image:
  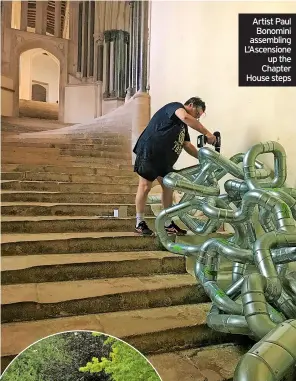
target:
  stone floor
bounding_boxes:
[19,99,59,120]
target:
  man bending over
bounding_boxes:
[133,97,216,236]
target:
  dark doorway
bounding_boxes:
[32,84,47,102]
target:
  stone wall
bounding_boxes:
[1,76,14,117]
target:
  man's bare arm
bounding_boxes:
[183,141,198,158]
[175,108,214,140]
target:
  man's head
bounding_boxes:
[184,97,206,119]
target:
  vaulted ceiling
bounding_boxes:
[27,1,67,35]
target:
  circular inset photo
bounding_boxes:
[1,330,162,381]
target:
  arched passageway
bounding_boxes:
[19,48,60,119]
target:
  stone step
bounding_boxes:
[148,343,248,381]
[1,164,135,176]
[1,251,186,285]
[1,231,218,257]
[1,180,138,193]
[1,216,155,233]
[1,232,161,256]
[1,191,137,203]
[2,151,131,166]
[1,273,208,323]
[59,148,131,160]
[1,145,130,160]
[2,132,127,143]
[1,172,137,183]
[1,163,134,172]
[1,172,24,180]
[1,303,237,365]
[2,141,128,151]
[1,116,70,133]
[1,202,153,217]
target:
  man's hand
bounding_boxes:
[205,133,216,145]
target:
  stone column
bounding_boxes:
[139,1,149,92]
[68,1,78,74]
[134,1,141,92]
[131,2,137,93]
[77,1,83,75]
[119,31,127,98]
[20,1,28,31]
[88,0,95,79]
[110,32,116,97]
[95,33,104,82]
[103,31,111,98]
[116,31,123,98]
[115,32,120,97]
[82,1,89,78]
[124,32,129,96]
[70,2,79,43]
[35,1,47,35]
[54,1,61,38]
[146,2,151,93]
[1,1,12,77]
[126,1,134,98]
[2,1,12,28]
[93,1,99,82]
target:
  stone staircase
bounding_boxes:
[1,120,248,380]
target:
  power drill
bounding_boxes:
[197,131,221,153]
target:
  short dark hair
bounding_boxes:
[184,97,206,112]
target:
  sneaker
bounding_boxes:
[165,221,187,236]
[135,221,154,236]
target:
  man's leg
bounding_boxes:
[157,176,187,236]
[135,175,152,225]
[157,176,173,209]
[134,176,154,235]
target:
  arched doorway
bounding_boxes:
[12,35,67,122]
[18,48,60,120]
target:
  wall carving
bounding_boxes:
[58,43,64,52]
[94,32,104,46]
[16,35,24,44]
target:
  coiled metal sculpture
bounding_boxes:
[155,141,296,381]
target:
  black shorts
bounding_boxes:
[134,156,174,182]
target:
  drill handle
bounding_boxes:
[197,131,221,152]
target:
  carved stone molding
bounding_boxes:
[94,32,104,46]
[104,29,130,44]
[13,31,66,59]
[16,35,24,45]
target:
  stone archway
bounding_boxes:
[11,31,68,122]
[19,48,60,119]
